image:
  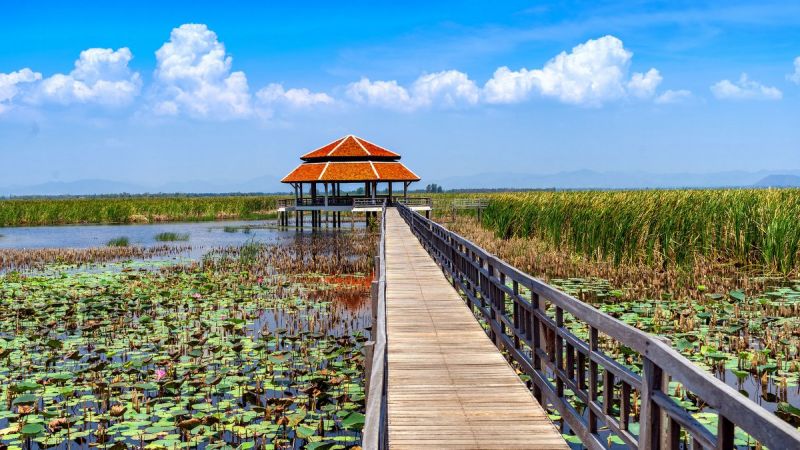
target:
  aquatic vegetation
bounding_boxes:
[106,236,130,247]
[541,277,800,431]
[0,230,376,449]
[0,246,189,272]
[154,232,190,242]
[0,195,282,227]
[483,189,800,274]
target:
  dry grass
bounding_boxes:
[443,215,777,301]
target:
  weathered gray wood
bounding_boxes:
[383,208,566,449]
[639,358,662,450]
[651,392,715,450]
[363,206,387,449]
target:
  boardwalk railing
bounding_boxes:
[353,198,387,209]
[363,204,388,449]
[451,198,489,209]
[279,196,430,209]
[276,198,294,208]
[396,203,800,450]
[392,196,432,207]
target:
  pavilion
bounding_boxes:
[278,135,431,227]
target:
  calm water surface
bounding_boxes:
[0,220,320,259]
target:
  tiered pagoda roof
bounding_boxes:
[282,135,420,183]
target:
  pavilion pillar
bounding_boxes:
[336,183,341,228]
[324,182,329,228]
[295,183,301,227]
[388,182,393,205]
[311,183,318,228]
[299,183,304,228]
[403,182,409,201]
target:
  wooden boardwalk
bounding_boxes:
[384,208,567,449]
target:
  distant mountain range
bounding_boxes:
[2,170,800,197]
[429,169,800,190]
[752,174,800,188]
[0,175,290,197]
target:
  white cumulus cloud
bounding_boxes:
[256,83,333,108]
[346,78,412,110]
[710,74,782,100]
[483,35,662,106]
[411,70,480,107]
[33,48,141,106]
[789,57,800,84]
[627,69,663,99]
[346,70,479,111]
[654,89,693,104]
[0,68,42,113]
[152,24,252,119]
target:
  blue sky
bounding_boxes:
[1,0,799,189]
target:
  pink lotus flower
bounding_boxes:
[155,369,166,381]
[192,293,202,299]
[257,277,263,284]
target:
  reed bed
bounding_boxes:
[154,232,189,241]
[0,245,189,271]
[483,189,800,274]
[446,215,769,301]
[106,236,129,247]
[0,195,281,227]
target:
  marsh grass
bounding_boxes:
[154,231,189,241]
[106,236,129,247]
[483,189,800,274]
[0,195,281,227]
[238,239,264,264]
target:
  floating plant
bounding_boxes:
[0,229,377,450]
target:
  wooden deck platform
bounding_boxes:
[384,208,567,449]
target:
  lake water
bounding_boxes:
[0,220,355,260]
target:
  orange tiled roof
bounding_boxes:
[281,161,420,183]
[301,135,401,160]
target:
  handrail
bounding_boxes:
[363,204,388,449]
[392,196,432,207]
[353,198,387,208]
[396,203,800,450]
[451,198,489,208]
[276,198,295,208]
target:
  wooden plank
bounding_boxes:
[384,208,567,449]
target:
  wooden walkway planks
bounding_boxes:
[384,208,567,449]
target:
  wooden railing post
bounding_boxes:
[639,357,663,450]
[531,292,543,402]
[589,327,599,435]
[717,416,734,450]
[487,262,498,345]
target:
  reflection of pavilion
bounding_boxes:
[278,135,431,227]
